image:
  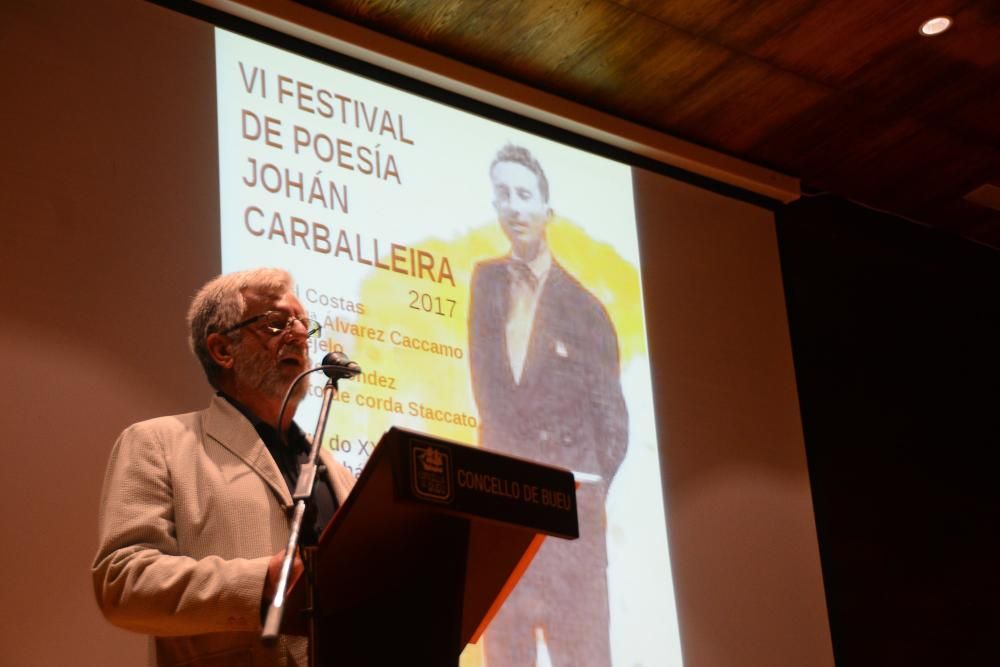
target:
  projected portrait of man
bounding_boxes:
[469,144,629,666]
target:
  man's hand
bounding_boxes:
[263,549,304,605]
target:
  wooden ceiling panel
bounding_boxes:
[618,0,748,35]
[954,82,1000,147]
[310,0,430,26]
[748,86,904,160]
[304,0,738,122]
[746,92,993,215]
[553,16,736,121]
[751,0,969,86]
[406,0,511,41]
[778,111,996,218]
[705,0,818,51]
[842,48,994,147]
[492,3,670,83]
[621,0,818,51]
[301,0,575,76]
[765,112,930,201]
[876,127,999,212]
[295,0,1000,247]
[448,1,632,72]
[656,56,831,154]
[935,3,1000,67]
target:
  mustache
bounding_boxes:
[278,342,308,358]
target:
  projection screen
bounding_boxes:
[216,27,677,666]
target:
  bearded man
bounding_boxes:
[92,268,356,666]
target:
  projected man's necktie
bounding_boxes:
[506,260,538,383]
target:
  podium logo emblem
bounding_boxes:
[411,441,452,503]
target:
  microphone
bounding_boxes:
[321,351,362,379]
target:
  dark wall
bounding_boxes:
[776,196,1000,666]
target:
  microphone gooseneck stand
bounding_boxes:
[261,353,361,666]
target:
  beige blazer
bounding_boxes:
[92,395,356,666]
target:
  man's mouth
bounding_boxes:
[506,220,531,235]
[278,347,308,369]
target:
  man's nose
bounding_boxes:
[505,204,526,218]
[284,318,309,340]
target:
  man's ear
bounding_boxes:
[205,332,236,370]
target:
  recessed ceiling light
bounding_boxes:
[919,16,952,36]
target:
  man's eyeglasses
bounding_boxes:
[221,311,322,338]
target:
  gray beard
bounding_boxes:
[232,340,309,404]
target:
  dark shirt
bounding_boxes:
[219,393,337,545]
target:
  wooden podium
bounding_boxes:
[283,427,579,666]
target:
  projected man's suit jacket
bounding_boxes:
[469,256,628,667]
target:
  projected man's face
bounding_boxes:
[491,160,551,260]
